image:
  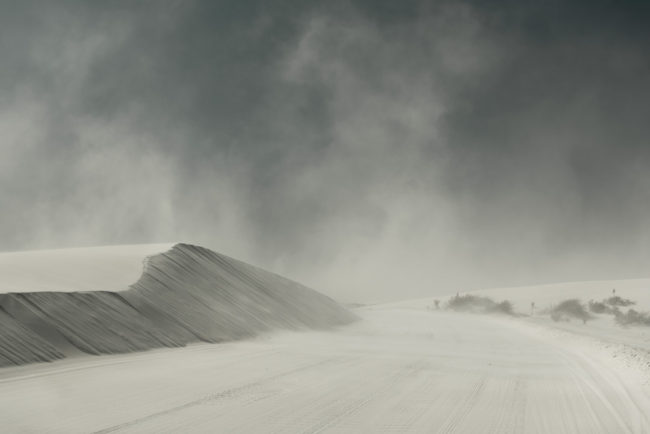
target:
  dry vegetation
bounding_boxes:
[550,299,592,323]
[548,294,650,327]
[446,295,514,315]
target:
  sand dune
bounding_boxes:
[0,244,356,366]
[2,260,650,432]
[380,278,650,375]
[386,278,650,314]
[469,279,650,313]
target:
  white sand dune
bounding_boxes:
[470,279,650,313]
[465,280,650,357]
[2,248,650,432]
[0,243,356,366]
[387,278,650,314]
[385,278,650,355]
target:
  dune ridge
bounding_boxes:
[0,244,356,367]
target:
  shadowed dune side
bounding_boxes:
[0,244,357,367]
[0,309,65,366]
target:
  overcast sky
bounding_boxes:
[1,0,649,301]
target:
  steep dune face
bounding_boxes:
[0,309,65,366]
[0,244,356,367]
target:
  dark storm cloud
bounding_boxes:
[1,0,649,301]
[437,0,650,282]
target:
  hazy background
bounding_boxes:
[1,0,649,302]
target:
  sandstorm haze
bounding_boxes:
[1,0,649,302]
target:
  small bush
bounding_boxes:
[550,310,567,322]
[588,300,620,315]
[615,309,650,327]
[550,299,592,323]
[447,295,491,312]
[588,300,608,314]
[446,295,514,315]
[490,300,514,315]
[605,296,635,307]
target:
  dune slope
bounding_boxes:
[0,244,356,367]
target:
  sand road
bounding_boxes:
[1,308,648,433]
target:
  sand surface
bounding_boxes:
[1,245,649,432]
[1,307,648,433]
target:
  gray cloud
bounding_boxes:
[1,0,649,301]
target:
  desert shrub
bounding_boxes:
[490,300,514,315]
[588,300,608,314]
[605,296,635,307]
[615,309,650,327]
[446,295,514,315]
[550,311,566,322]
[588,300,621,315]
[447,295,490,311]
[550,299,592,323]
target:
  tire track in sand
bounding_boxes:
[93,357,343,434]
[301,359,430,434]
[437,376,487,434]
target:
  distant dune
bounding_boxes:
[0,244,356,367]
[377,278,650,316]
[468,279,650,313]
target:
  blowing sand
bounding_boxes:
[1,244,649,432]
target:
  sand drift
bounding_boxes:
[0,244,356,366]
